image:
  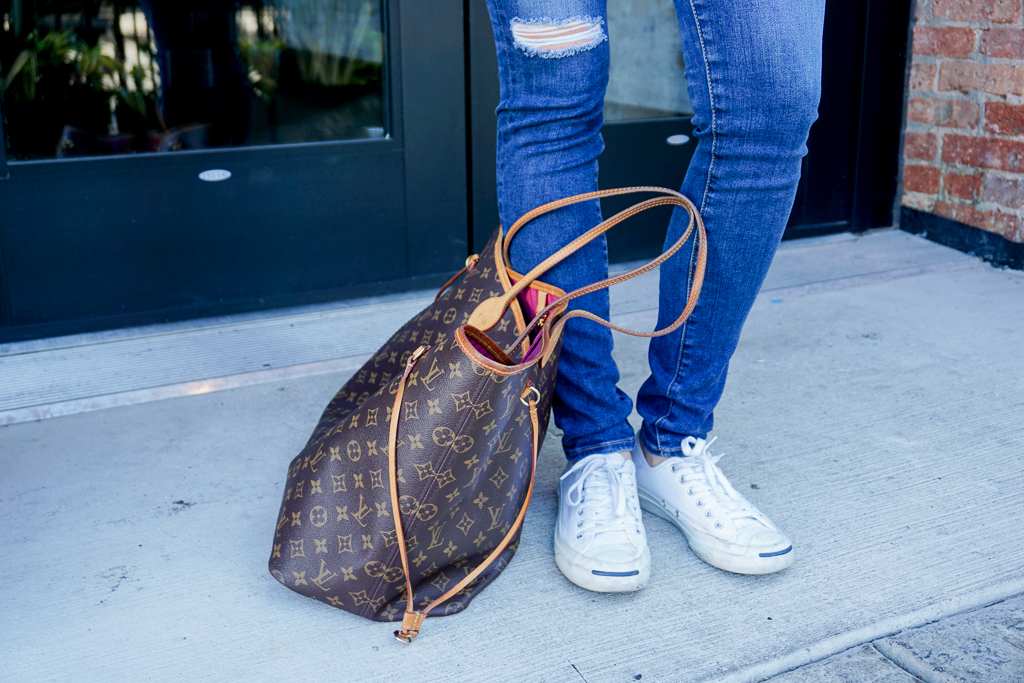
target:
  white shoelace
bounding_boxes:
[671,437,773,531]
[565,455,640,540]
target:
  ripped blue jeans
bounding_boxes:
[484,0,825,459]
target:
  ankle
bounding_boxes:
[639,441,670,467]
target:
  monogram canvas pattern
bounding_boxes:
[308,231,533,443]
[270,230,560,622]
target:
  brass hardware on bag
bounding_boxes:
[520,385,541,406]
[409,344,430,367]
[434,256,480,301]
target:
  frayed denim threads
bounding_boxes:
[510,16,607,59]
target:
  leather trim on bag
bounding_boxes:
[456,327,539,377]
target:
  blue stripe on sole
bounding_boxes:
[591,570,640,577]
[759,545,793,558]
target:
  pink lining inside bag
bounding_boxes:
[465,282,556,363]
[516,282,556,362]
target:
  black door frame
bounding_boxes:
[0,0,470,343]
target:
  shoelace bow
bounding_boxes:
[671,437,772,530]
[565,456,638,538]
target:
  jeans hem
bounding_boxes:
[640,423,707,458]
[564,437,636,462]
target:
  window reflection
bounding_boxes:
[0,0,386,161]
[606,0,692,121]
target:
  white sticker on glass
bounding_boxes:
[199,169,232,182]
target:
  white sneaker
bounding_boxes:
[554,452,651,592]
[633,436,794,575]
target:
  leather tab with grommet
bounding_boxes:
[394,611,426,643]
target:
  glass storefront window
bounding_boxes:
[606,0,693,121]
[0,0,386,161]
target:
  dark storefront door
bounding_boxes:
[0,0,469,342]
[0,0,909,343]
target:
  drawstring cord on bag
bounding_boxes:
[387,346,541,643]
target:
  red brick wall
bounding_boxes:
[902,0,1024,243]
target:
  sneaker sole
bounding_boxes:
[552,530,651,593]
[637,489,794,575]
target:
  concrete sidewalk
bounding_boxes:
[1,230,1022,682]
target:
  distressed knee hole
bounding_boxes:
[510,17,607,58]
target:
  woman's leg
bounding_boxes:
[486,1,650,593]
[484,0,635,461]
[637,0,826,454]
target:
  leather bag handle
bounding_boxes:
[502,185,691,265]
[467,187,706,357]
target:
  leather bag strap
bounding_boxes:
[466,187,706,353]
[508,195,706,357]
[502,185,689,265]
[388,346,542,643]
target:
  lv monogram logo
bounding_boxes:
[486,505,506,531]
[352,494,373,527]
[501,394,517,419]
[427,520,446,550]
[420,357,446,391]
[309,446,327,473]
[490,430,513,454]
[311,559,338,591]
